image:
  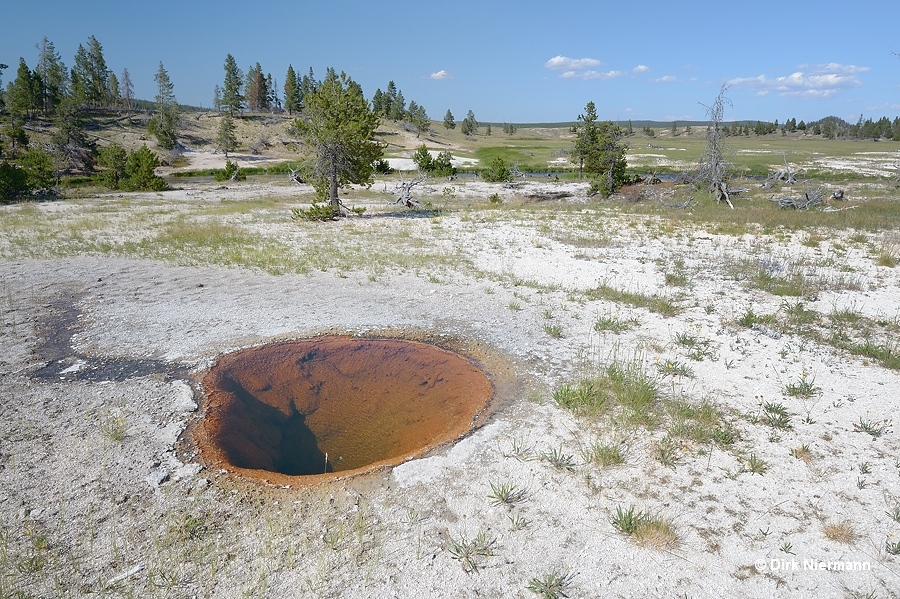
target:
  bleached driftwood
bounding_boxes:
[393,173,427,208]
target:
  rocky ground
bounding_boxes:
[1,176,899,598]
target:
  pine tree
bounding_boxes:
[20,146,55,190]
[69,45,87,106]
[407,101,429,136]
[35,38,67,115]
[443,109,456,130]
[245,63,268,112]
[284,65,300,115]
[384,81,397,118]
[0,63,8,113]
[216,113,238,157]
[6,58,41,117]
[148,62,178,150]
[98,142,128,189]
[299,67,317,105]
[51,96,94,172]
[107,71,120,107]
[372,89,384,116]
[266,73,278,111]
[572,101,627,196]
[245,63,258,111]
[412,144,434,171]
[460,110,478,136]
[123,145,167,191]
[294,69,383,208]
[221,54,244,117]
[389,90,405,120]
[85,36,109,107]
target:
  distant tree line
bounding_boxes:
[371,80,429,135]
[718,116,900,141]
[1,35,171,201]
[215,55,295,116]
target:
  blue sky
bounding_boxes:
[2,0,898,124]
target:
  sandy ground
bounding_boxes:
[162,150,291,174]
[1,178,899,598]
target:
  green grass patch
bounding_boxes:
[666,399,735,446]
[472,146,547,173]
[593,312,640,333]
[553,360,659,427]
[584,283,680,317]
[610,505,677,549]
[845,340,900,370]
[583,441,626,467]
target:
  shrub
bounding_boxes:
[19,147,55,191]
[412,144,433,172]
[589,177,613,198]
[0,161,29,202]
[98,143,128,189]
[412,147,456,177]
[482,156,510,182]
[432,151,456,177]
[291,201,341,221]
[373,158,394,174]
[122,145,168,191]
[214,160,246,182]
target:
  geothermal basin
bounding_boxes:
[194,337,494,485]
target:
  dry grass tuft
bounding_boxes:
[790,444,813,463]
[823,520,856,544]
[634,518,678,550]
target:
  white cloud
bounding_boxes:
[867,102,900,111]
[632,64,649,74]
[545,55,601,70]
[429,70,452,80]
[801,62,870,75]
[728,63,866,98]
[652,75,678,83]
[582,70,623,80]
[546,56,621,80]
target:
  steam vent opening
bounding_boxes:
[195,337,493,484]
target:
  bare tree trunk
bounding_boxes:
[328,154,339,207]
[698,85,734,209]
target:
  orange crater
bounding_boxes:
[193,337,493,485]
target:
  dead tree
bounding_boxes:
[393,172,427,208]
[766,153,797,186]
[774,185,824,210]
[510,164,527,180]
[697,84,734,208]
[288,167,303,186]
